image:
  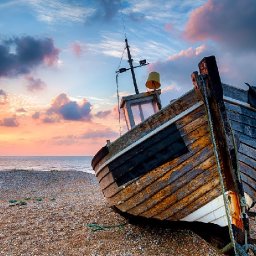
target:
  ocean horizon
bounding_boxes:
[0,156,94,174]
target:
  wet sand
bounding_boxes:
[0,170,253,255]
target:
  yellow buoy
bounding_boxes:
[146,72,161,90]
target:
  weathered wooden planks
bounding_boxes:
[240,161,256,181]
[149,168,220,220]
[225,99,256,203]
[96,103,204,177]
[172,185,222,220]
[240,172,256,199]
[98,106,208,191]
[99,108,210,203]
[125,155,217,216]
[223,83,248,103]
[109,123,188,187]
[238,143,256,161]
[94,90,199,171]
[230,121,256,139]
[104,133,211,201]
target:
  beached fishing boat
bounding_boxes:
[91,40,256,254]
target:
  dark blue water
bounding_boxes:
[0,156,94,174]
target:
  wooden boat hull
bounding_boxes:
[223,85,256,204]
[92,56,256,249]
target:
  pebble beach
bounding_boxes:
[0,170,255,256]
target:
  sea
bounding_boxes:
[0,156,94,174]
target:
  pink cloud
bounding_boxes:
[26,76,46,92]
[164,23,174,32]
[32,111,40,119]
[46,93,92,122]
[0,89,8,105]
[16,108,27,113]
[161,85,176,93]
[0,116,19,127]
[71,42,84,57]
[95,110,111,118]
[184,0,256,51]
[168,45,206,61]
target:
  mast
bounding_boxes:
[125,38,139,94]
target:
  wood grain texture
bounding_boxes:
[152,169,220,220]
[104,133,211,201]
[98,106,207,191]
[225,100,256,202]
[171,185,222,220]
[223,83,248,103]
[100,110,210,202]
[125,155,217,216]
[94,90,199,171]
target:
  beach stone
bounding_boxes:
[0,170,231,255]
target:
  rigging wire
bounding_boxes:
[119,1,127,39]
[116,46,126,71]
[116,73,122,137]
[115,47,126,137]
[115,2,130,137]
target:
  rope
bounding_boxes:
[86,222,127,232]
[236,243,256,256]
[198,75,238,255]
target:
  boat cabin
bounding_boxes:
[120,89,161,129]
[120,71,162,130]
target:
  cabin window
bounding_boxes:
[123,106,131,130]
[121,90,161,130]
[141,101,156,119]
[131,101,156,126]
[131,104,143,126]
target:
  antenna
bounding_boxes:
[125,38,139,94]
[116,38,148,94]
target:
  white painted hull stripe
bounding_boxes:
[224,96,256,111]
[181,195,228,227]
[96,101,203,174]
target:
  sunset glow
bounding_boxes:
[0,0,255,156]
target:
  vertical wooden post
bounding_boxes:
[198,56,246,243]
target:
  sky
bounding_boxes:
[0,0,255,156]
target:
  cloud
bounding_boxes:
[42,116,57,123]
[164,23,174,32]
[46,93,92,121]
[150,45,210,90]
[32,111,40,119]
[89,0,121,21]
[27,0,95,24]
[16,108,27,113]
[52,128,119,145]
[0,117,19,127]
[168,45,206,61]
[71,42,84,57]
[26,76,46,92]
[89,34,175,60]
[80,128,119,139]
[185,0,256,52]
[95,110,111,118]
[0,89,7,104]
[0,36,59,78]
[122,1,204,24]
[26,0,122,24]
